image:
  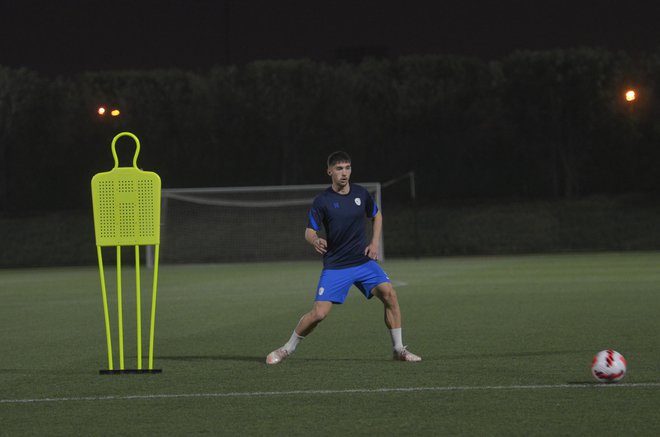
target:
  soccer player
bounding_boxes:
[266,151,422,364]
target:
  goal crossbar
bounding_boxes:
[151,183,383,265]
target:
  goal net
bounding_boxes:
[157,183,383,264]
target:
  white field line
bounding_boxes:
[2,383,660,405]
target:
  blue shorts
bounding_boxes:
[315,260,391,304]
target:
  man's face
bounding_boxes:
[328,161,352,188]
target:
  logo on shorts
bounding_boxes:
[354,198,361,206]
[318,287,325,296]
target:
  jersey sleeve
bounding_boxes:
[365,190,378,218]
[307,197,324,231]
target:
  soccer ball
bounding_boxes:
[591,349,627,383]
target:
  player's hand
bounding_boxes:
[364,243,379,260]
[313,238,327,255]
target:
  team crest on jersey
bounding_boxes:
[354,198,361,206]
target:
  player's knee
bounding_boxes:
[310,304,331,322]
[374,283,398,304]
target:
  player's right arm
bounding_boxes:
[307,200,327,255]
[305,228,327,254]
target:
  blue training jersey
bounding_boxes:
[307,184,378,269]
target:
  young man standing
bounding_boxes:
[266,151,421,364]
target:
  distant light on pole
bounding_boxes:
[97,106,106,115]
[625,89,636,102]
[110,109,121,117]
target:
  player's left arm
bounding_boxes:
[365,211,382,260]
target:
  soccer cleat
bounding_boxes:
[393,346,422,362]
[266,348,290,365]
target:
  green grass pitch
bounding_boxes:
[2,253,660,435]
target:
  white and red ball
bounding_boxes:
[591,349,627,383]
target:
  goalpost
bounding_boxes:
[150,183,383,265]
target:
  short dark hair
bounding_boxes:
[327,151,351,168]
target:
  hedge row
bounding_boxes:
[1,48,660,212]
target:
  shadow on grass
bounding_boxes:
[157,349,593,365]
[159,355,265,363]
[294,357,382,362]
[159,355,384,363]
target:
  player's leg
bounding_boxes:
[371,282,401,329]
[267,267,351,365]
[372,282,421,362]
[266,301,333,365]
[295,300,333,336]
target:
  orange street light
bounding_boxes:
[625,89,636,102]
[110,109,121,117]
[97,106,106,115]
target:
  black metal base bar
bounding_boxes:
[99,369,163,375]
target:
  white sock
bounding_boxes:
[390,328,403,351]
[283,331,304,353]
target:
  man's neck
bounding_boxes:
[332,183,350,195]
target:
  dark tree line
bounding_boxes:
[1,48,659,213]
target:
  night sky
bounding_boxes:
[1,0,659,75]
